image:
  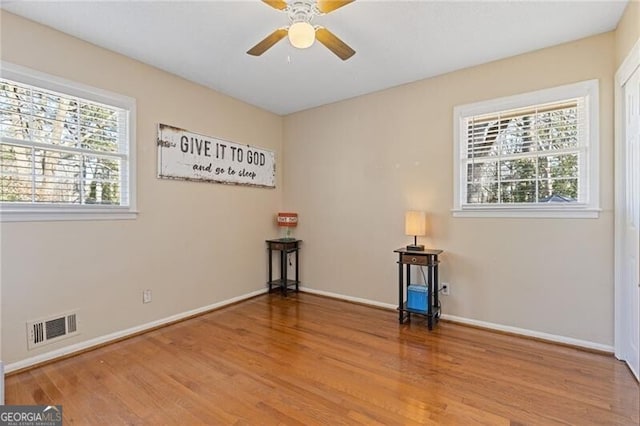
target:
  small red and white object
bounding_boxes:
[277,212,298,227]
[277,212,298,239]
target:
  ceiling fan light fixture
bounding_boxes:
[288,21,315,49]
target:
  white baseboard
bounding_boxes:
[5,288,267,374]
[440,314,614,353]
[299,286,614,353]
[6,286,614,374]
[624,360,639,382]
[299,286,397,310]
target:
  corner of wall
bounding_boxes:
[615,0,640,68]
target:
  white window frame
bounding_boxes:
[452,80,600,218]
[0,62,137,222]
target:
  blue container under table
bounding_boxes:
[407,285,428,313]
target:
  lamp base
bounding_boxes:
[406,244,425,251]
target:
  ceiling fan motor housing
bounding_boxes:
[287,0,321,25]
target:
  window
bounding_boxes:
[0,63,136,221]
[453,80,600,218]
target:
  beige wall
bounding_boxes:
[615,0,640,68]
[0,11,283,364]
[283,33,616,346]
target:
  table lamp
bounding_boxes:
[277,212,298,240]
[405,210,426,251]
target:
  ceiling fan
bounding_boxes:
[247,0,356,61]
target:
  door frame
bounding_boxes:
[614,37,640,381]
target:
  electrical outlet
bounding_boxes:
[441,283,450,296]
[143,289,152,304]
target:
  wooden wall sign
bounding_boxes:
[157,124,275,188]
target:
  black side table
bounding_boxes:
[266,239,301,295]
[394,248,443,330]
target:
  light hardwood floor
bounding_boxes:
[6,293,639,425]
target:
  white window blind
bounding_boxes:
[465,99,583,204]
[453,80,599,218]
[0,63,136,221]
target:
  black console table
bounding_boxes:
[266,239,301,295]
[394,248,443,330]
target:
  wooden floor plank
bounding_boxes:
[6,293,639,425]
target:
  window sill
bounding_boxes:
[0,206,139,222]
[452,207,601,219]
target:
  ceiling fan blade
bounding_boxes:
[315,27,355,60]
[316,0,355,14]
[262,0,288,10]
[247,29,288,56]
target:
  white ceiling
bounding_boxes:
[1,0,628,115]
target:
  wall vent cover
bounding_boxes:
[27,312,79,350]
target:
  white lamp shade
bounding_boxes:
[405,211,426,236]
[288,22,315,49]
